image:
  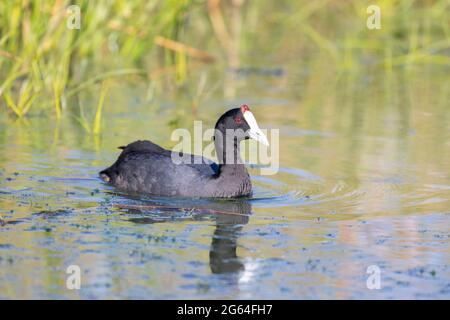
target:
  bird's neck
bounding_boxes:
[212,129,251,196]
[214,129,243,167]
[213,131,250,193]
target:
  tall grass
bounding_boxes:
[0,0,197,121]
[0,0,448,126]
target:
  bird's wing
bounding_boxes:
[118,140,168,156]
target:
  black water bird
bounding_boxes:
[99,105,269,198]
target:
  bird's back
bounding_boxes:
[100,140,219,196]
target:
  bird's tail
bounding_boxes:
[99,168,112,182]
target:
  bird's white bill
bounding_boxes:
[243,111,269,146]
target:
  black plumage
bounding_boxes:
[99,107,267,198]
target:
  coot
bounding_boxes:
[99,105,269,198]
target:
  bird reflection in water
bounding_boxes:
[117,199,252,276]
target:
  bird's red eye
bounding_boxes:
[234,116,243,124]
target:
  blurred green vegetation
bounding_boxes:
[0,0,448,125]
[1,1,449,300]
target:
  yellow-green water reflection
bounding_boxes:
[0,64,449,299]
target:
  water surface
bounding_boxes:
[0,65,449,299]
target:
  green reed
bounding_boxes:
[0,0,448,126]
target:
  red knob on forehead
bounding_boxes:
[240,104,250,113]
